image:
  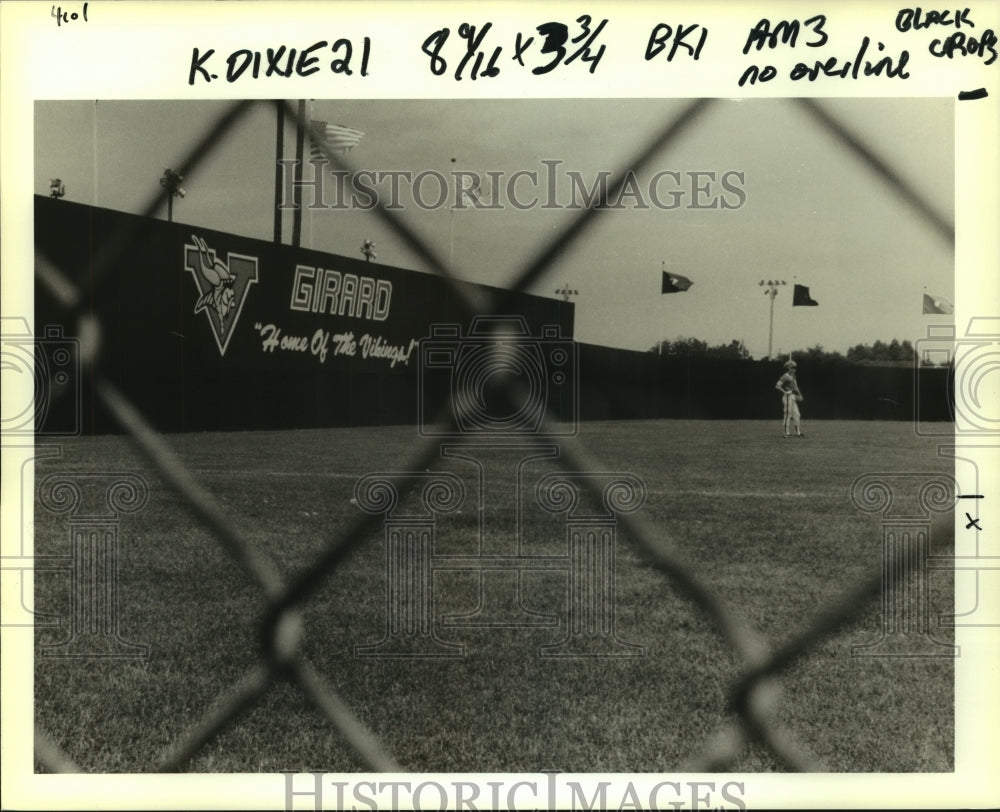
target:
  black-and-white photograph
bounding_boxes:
[4,3,999,811]
[28,92,958,762]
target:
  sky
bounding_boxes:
[34,97,954,358]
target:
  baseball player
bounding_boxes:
[775,360,804,438]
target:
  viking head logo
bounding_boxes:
[184,234,259,356]
[191,235,237,327]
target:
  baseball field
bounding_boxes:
[32,418,955,773]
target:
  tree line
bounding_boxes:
[649,338,942,366]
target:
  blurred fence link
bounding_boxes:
[32,97,952,775]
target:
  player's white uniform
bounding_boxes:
[776,371,802,437]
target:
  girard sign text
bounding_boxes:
[289,264,393,321]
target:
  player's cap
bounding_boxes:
[784,360,797,368]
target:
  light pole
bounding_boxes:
[759,279,786,360]
[160,169,185,222]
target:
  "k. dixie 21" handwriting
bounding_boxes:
[188,39,370,84]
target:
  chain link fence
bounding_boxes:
[31,96,955,777]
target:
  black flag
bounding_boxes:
[662,272,694,294]
[793,284,818,306]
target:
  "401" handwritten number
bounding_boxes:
[52,3,88,27]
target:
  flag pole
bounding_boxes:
[272,100,284,244]
[308,100,315,250]
[658,261,695,354]
[291,100,306,248]
[659,261,665,356]
[93,100,98,205]
[769,290,775,359]
[449,157,458,270]
[791,274,798,361]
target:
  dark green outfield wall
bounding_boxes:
[577,344,951,423]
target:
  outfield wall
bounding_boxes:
[33,197,950,434]
[578,344,952,423]
[33,196,573,434]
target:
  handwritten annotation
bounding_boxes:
[180,8,997,87]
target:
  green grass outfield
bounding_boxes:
[33,419,955,773]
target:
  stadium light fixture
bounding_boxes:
[555,283,579,302]
[759,279,786,360]
[159,168,186,222]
